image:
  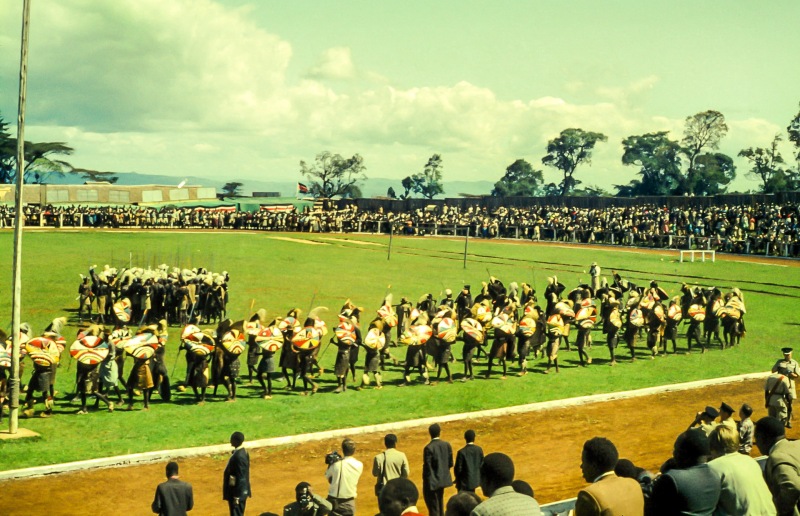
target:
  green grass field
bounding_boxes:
[1,230,798,470]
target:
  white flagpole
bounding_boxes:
[9,0,32,434]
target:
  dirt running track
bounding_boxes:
[1,377,790,516]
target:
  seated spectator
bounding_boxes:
[445,491,481,516]
[510,479,534,499]
[648,430,721,516]
[755,417,800,516]
[614,458,654,502]
[707,425,775,515]
[738,403,754,455]
[471,452,541,516]
[378,478,424,516]
[283,482,332,516]
[576,437,644,516]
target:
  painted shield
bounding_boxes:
[474,305,492,324]
[523,304,539,321]
[378,305,398,327]
[110,327,131,346]
[124,332,159,359]
[667,304,683,321]
[363,327,386,350]
[221,329,246,355]
[651,304,666,322]
[54,335,67,354]
[181,324,204,342]
[609,309,623,329]
[546,314,564,335]
[437,318,457,343]
[70,335,110,365]
[688,304,706,322]
[279,316,301,335]
[460,319,485,344]
[314,318,329,336]
[244,320,262,337]
[575,306,597,329]
[555,302,575,318]
[26,337,61,366]
[113,298,132,323]
[291,327,321,352]
[409,308,421,321]
[628,308,645,327]
[518,317,537,337]
[0,347,10,369]
[335,321,357,346]
[639,295,655,311]
[186,332,216,356]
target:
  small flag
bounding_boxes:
[297,182,309,194]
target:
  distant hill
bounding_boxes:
[46,172,495,198]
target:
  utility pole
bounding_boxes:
[9,0,32,434]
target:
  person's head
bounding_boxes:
[342,438,356,457]
[165,461,179,478]
[230,431,245,448]
[294,482,314,506]
[378,478,419,516]
[511,479,534,498]
[755,416,786,456]
[429,423,441,439]
[782,347,793,359]
[614,458,637,479]
[709,425,739,459]
[740,403,753,420]
[699,406,719,423]
[719,402,734,421]
[384,434,398,449]
[480,452,515,496]
[673,430,710,468]
[464,429,476,444]
[445,491,481,516]
[581,437,619,482]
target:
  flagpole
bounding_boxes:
[9,0,32,434]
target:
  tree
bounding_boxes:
[73,168,119,184]
[387,186,397,199]
[221,181,244,197]
[491,159,544,196]
[410,154,444,199]
[739,135,788,193]
[680,110,728,194]
[299,151,366,198]
[690,153,735,196]
[1,113,76,184]
[541,128,607,196]
[616,131,682,196]
[789,103,800,165]
[400,176,413,199]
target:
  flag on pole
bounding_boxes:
[297,182,309,194]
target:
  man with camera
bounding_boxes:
[325,438,363,516]
[283,482,332,516]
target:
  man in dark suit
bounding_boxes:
[223,431,251,516]
[454,429,483,493]
[152,461,194,516]
[422,423,453,516]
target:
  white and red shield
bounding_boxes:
[70,335,110,365]
[221,329,246,355]
[26,337,60,366]
[113,298,132,323]
[244,320,262,337]
[518,317,538,337]
[628,308,645,327]
[555,302,575,319]
[575,306,597,329]
[667,304,682,321]
[335,321,357,346]
[546,314,564,335]
[378,305,398,327]
[460,318,485,344]
[256,326,284,352]
[279,316,301,335]
[292,327,321,352]
[688,304,706,322]
[437,317,457,343]
[0,347,10,369]
[363,327,386,350]
[124,332,159,359]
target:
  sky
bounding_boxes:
[1,0,799,193]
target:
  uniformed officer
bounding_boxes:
[772,347,799,428]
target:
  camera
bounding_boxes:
[325,450,342,465]
[298,489,314,509]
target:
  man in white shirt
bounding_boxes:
[326,438,363,516]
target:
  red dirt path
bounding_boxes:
[1,377,787,516]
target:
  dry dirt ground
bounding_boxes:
[1,377,788,516]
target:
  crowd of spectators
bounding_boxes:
[153,408,800,516]
[2,200,800,257]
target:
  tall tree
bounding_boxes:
[739,135,787,193]
[680,110,729,194]
[410,154,444,199]
[0,114,76,184]
[400,176,413,199]
[299,151,366,198]
[541,128,607,196]
[690,153,736,196]
[221,181,244,197]
[616,131,682,196]
[788,103,800,165]
[73,167,119,184]
[491,159,544,196]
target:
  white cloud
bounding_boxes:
[307,47,357,81]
